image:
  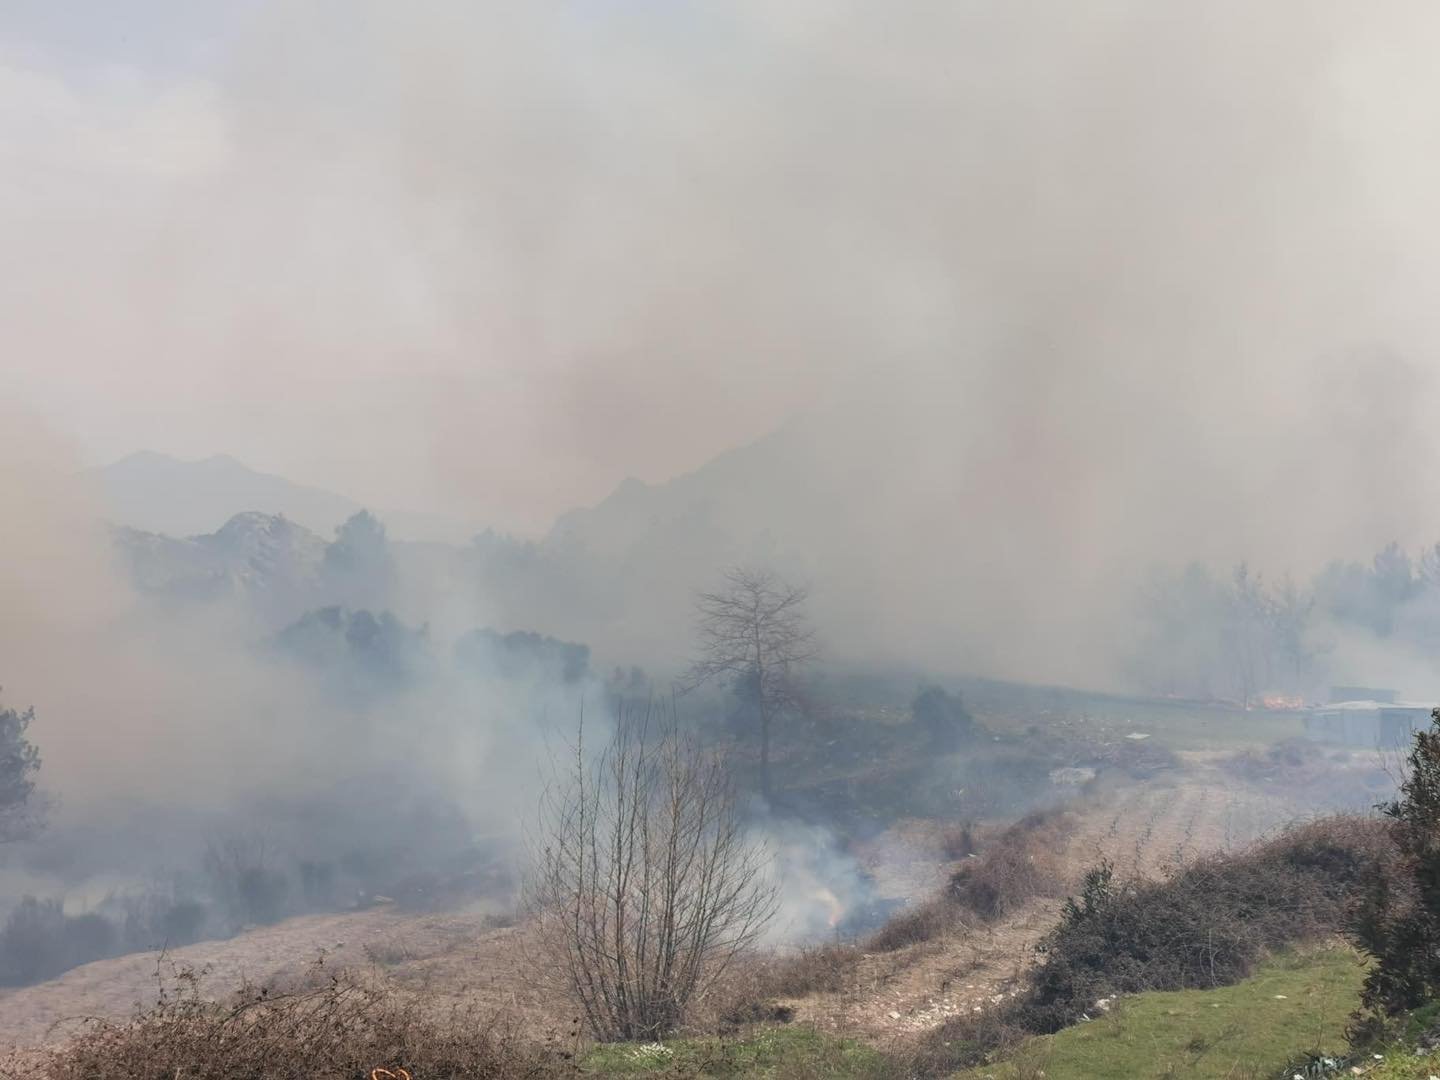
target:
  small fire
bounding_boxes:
[812,886,845,929]
[1259,693,1307,711]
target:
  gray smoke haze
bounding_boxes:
[0,418,565,834]
[8,5,1440,717]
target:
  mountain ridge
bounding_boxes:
[92,452,482,543]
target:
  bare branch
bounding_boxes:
[527,701,778,1041]
[681,567,817,799]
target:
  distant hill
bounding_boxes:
[92,452,481,542]
[113,511,331,624]
[501,420,855,665]
[94,452,363,538]
[545,422,826,563]
[98,428,845,661]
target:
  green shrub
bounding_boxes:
[1351,707,1440,1037]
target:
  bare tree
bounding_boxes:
[529,704,777,1041]
[685,567,816,800]
[202,831,289,931]
[1221,564,1270,710]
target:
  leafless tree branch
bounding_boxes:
[682,567,816,799]
[527,702,778,1041]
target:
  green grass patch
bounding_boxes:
[580,1025,891,1078]
[954,947,1365,1080]
[1344,1001,1440,1079]
[1361,1050,1440,1079]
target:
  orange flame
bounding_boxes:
[1259,693,1306,711]
[812,887,844,929]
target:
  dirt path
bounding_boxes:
[780,765,1304,1044]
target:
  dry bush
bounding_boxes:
[865,896,961,953]
[946,808,1073,921]
[529,707,778,1041]
[203,832,290,932]
[41,965,563,1080]
[919,813,1393,1071]
[707,942,862,1029]
[940,821,979,860]
[861,809,1073,957]
[756,943,863,998]
[723,942,861,1001]
[716,998,797,1028]
[362,936,416,967]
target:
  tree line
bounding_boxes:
[1133,540,1440,704]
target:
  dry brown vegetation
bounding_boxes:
[946,808,1073,921]
[866,809,1073,954]
[938,821,978,861]
[738,944,864,1002]
[708,945,860,1032]
[530,711,778,1041]
[37,965,567,1080]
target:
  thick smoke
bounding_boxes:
[0,414,596,945]
[6,3,1440,952]
[0,423,595,946]
[9,3,1440,691]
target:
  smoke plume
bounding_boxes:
[4,4,1440,860]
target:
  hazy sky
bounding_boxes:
[7,1,1440,548]
[1,2,827,529]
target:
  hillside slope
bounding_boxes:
[93,452,481,543]
[94,452,362,538]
